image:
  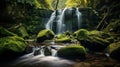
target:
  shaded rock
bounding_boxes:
[74,29,111,52]
[57,46,86,60]
[37,29,55,43]
[44,46,52,56]
[108,42,120,61]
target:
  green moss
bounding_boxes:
[34,0,53,10]
[108,42,120,61]
[55,37,71,43]
[37,29,55,43]
[103,20,120,33]
[57,46,86,60]
[0,36,27,53]
[18,26,29,38]
[0,26,17,38]
[74,29,89,40]
[75,30,111,52]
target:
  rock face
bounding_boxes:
[74,29,111,52]
[108,42,120,61]
[0,36,27,61]
[37,29,55,43]
[57,46,86,60]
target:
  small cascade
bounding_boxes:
[76,8,82,29]
[45,7,82,34]
[32,45,62,56]
[57,8,68,34]
[45,11,56,30]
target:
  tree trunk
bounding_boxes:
[55,0,59,10]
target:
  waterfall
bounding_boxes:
[45,11,56,30]
[76,8,82,29]
[57,8,67,34]
[45,8,82,34]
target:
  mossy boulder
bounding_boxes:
[0,36,28,61]
[0,26,17,38]
[0,36,27,53]
[74,29,111,52]
[57,46,86,60]
[74,29,89,40]
[108,42,120,61]
[37,29,55,43]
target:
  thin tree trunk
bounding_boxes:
[55,0,59,10]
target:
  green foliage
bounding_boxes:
[5,0,35,6]
[37,29,55,43]
[35,0,54,10]
[65,0,88,8]
[57,46,86,60]
[0,36,27,53]
[0,26,17,38]
[108,42,120,61]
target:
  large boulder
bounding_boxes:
[108,42,120,61]
[74,29,111,52]
[37,29,55,43]
[57,46,86,60]
[0,36,28,61]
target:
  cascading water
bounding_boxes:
[76,8,82,29]
[45,8,82,34]
[45,11,56,30]
[57,8,67,34]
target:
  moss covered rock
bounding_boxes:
[0,36,28,61]
[55,37,71,43]
[37,29,55,43]
[74,29,89,40]
[80,37,110,52]
[55,31,72,43]
[0,26,17,38]
[0,36,27,53]
[57,46,86,60]
[108,42,120,61]
[74,29,111,52]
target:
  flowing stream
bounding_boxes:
[10,45,75,67]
